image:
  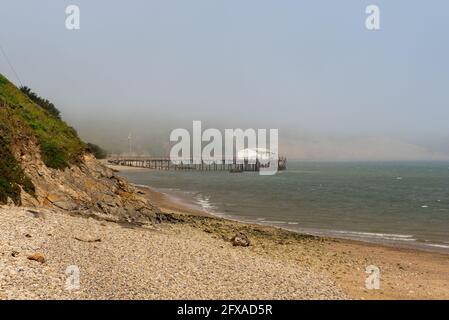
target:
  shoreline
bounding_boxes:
[1,185,448,300]
[134,184,213,217]
[102,164,449,299]
[113,163,449,255]
[1,203,448,299]
[142,183,449,255]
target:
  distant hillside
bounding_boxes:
[0,73,159,225]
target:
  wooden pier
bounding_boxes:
[108,157,287,172]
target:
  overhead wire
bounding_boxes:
[0,41,23,87]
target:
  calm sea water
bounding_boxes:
[121,161,449,253]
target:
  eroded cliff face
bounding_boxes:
[15,139,160,224]
[0,73,161,224]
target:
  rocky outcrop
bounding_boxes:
[1,73,160,224]
[14,139,161,225]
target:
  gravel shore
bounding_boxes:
[0,206,346,299]
[2,203,448,300]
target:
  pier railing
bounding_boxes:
[107,156,287,172]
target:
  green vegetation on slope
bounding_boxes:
[0,73,87,204]
[0,135,35,204]
[20,86,61,119]
[0,74,86,169]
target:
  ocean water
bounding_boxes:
[121,161,449,253]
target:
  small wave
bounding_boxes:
[326,230,417,242]
[381,237,416,242]
[159,187,182,192]
[194,194,217,212]
[131,183,151,189]
[425,244,449,249]
[260,220,287,224]
[332,230,414,239]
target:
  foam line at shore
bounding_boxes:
[198,199,449,253]
[132,183,449,254]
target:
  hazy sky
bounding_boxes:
[1,1,448,159]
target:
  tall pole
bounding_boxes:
[128,133,132,155]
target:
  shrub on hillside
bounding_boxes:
[20,86,61,119]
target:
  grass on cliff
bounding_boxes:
[0,73,86,204]
[0,74,86,169]
[0,135,35,204]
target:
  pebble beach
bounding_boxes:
[1,198,449,299]
[0,206,346,299]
